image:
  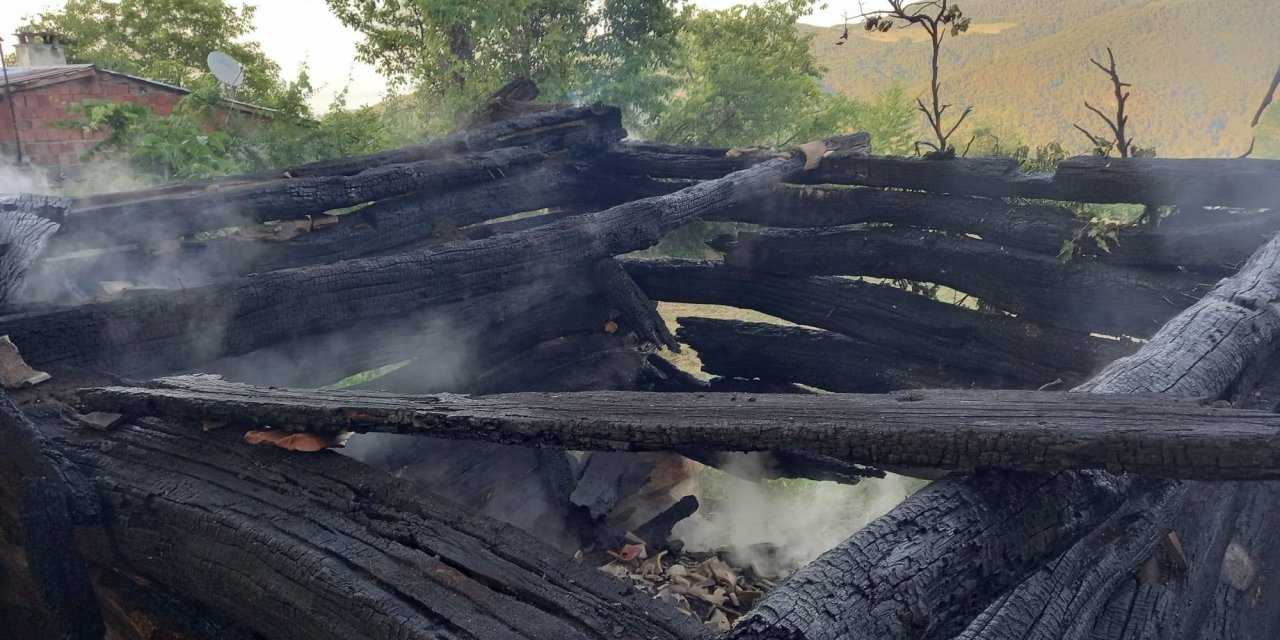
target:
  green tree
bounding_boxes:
[646,0,859,148]
[24,0,307,115]
[326,0,682,131]
[852,84,918,156]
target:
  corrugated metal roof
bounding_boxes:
[0,64,276,116]
[0,64,96,88]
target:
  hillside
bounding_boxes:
[803,0,1280,158]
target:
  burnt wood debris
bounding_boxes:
[1,86,1280,640]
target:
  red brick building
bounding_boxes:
[0,32,273,177]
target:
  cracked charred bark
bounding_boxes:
[29,166,594,301]
[797,155,1280,208]
[9,403,704,640]
[728,231,1280,640]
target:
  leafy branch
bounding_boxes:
[858,1,972,155]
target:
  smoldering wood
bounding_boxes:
[9,402,704,640]
[798,155,1280,208]
[591,258,680,351]
[0,211,59,304]
[51,147,552,249]
[201,273,609,390]
[0,140,841,376]
[715,226,1205,336]
[29,166,592,299]
[626,259,1133,388]
[733,232,1280,640]
[0,391,101,639]
[77,376,1280,481]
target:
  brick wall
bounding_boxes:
[0,70,269,172]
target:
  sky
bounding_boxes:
[1,1,881,111]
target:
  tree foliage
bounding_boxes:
[325,0,683,130]
[23,0,308,115]
[645,0,860,148]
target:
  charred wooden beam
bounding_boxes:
[0,137,861,376]
[200,273,608,390]
[31,166,591,299]
[708,186,1279,274]
[731,231,1280,640]
[594,135,870,180]
[53,147,551,249]
[716,226,1205,336]
[798,155,1280,208]
[77,377,1280,481]
[626,259,1131,388]
[592,258,679,351]
[11,402,703,640]
[374,331,649,396]
[283,104,623,178]
[676,318,972,392]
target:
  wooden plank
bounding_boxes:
[80,376,1280,481]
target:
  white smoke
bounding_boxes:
[673,455,927,577]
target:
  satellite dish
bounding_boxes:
[207,51,245,88]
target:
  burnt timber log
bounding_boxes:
[4,402,703,640]
[597,145,1280,207]
[675,318,990,392]
[0,136,865,375]
[730,231,1280,640]
[281,103,623,178]
[30,165,592,298]
[716,226,1205,336]
[800,155,1280,208]
[51,146,553,249]
[78,376,1280,481]
[199,273,610,390]
[593,136,870,180]
[626,259,1132,388]
[591,258,680,351]
[52,103,622,216]
[708,186,1279,275]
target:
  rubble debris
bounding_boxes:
[76,411,125,431]
[0,336,50,388]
